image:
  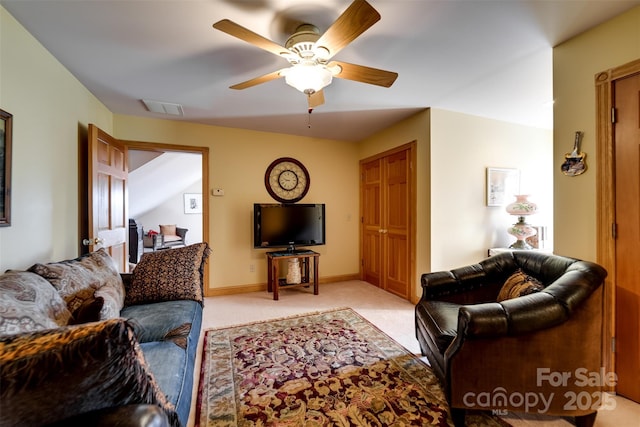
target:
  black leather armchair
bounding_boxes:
[415,251,607,427]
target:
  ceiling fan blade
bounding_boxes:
[213,19,290,57]
[230,69,285,90]
[329,61,397,88]
[315,0,380,59]
[308,90,325,108]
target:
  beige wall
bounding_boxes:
[430,109,553,271]
[553,6,640,261]
[113,115,360,291]
[0,7,112,271]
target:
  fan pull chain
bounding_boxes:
[307,108,313,128]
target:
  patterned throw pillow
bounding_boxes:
[28,249,125,320]
[497,269,544,302]
[0,318,179,427]
[0,271,72,335]
[126,243,210,307]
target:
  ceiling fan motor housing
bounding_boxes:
[285,24,329,62]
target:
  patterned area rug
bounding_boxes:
[196,308,509,426]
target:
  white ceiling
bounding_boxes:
[3,0,639,141]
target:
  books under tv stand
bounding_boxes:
[266,249,319,301]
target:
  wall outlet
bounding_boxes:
[249,264,255,273]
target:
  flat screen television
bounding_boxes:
[253,203,325,250]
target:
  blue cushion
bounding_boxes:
[141,340,197,427]
[121,300,202,344]
[123,300,202,425]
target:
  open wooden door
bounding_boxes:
[82,124,128,272]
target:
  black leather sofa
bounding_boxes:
[415,251,607,427]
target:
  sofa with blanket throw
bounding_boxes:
[415,251,607,427]
[0,243,210,427]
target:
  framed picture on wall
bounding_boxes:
[486,167,519,206]
[184,193,202,214]
[0,108,12,227]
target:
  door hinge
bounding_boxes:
[612,223,617,239]
[611,108,617,123]
[611,337,616,353]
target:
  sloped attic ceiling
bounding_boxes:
[128,152,202,219]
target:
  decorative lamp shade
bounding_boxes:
[284,63,333,94]
[505,195,537,216]
[508,222,537,240]
[506,195,538,250]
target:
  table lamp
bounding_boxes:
[506,195,537,249]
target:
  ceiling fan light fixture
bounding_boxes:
[284,63,333,94]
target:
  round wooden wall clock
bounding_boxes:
[264,157,310,203]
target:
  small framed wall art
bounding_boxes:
[486,167,519,207]
[0,108,12,226]
[183,193,202,214]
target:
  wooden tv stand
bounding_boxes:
[266,250,319,301]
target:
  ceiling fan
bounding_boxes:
[212,0,398,109]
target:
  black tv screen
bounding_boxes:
[253,203,325,249]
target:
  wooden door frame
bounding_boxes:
[359,141,417,299]
[595,58,640,388]
[123,140,211,295]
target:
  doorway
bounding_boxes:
[123,139,209,263]
[128,149,203,257]
[595,59,640,402]
[79,127,210,281]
